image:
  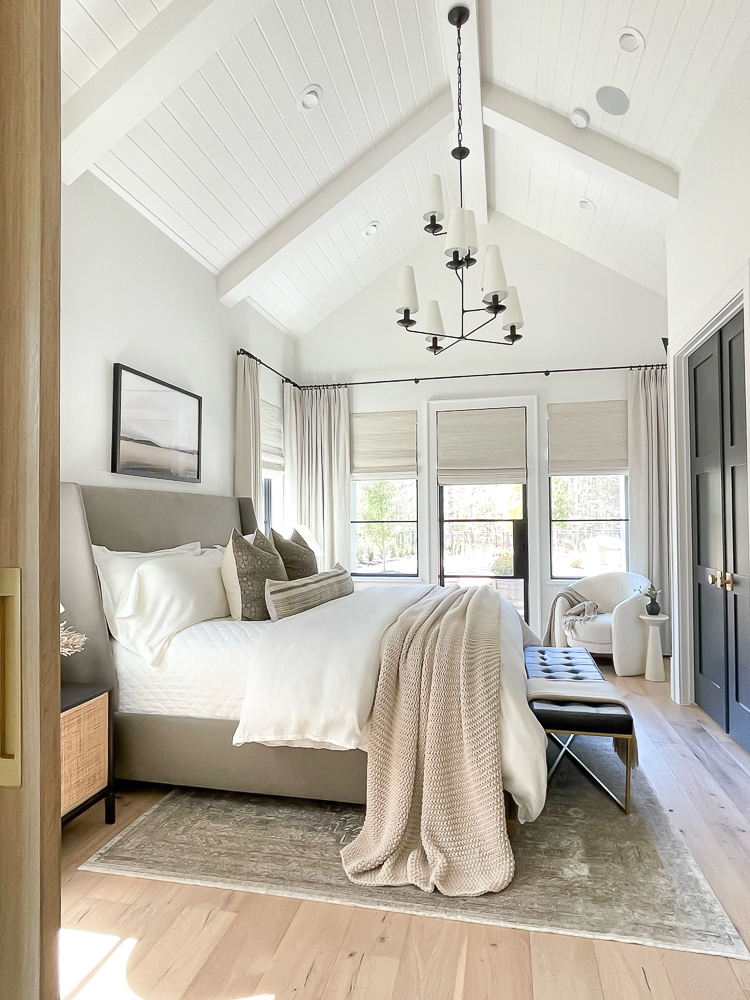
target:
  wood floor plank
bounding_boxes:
[530,933,604,1000]
[660,948,746,1000]
[731,958,750,991]
[323,906,412,1000]
[462,924,533,1000]
[181,892,301,1000]
[251,899,354,1000]
[594,940,677,1000]
[391,915,468,1000]
[126,904,236,999]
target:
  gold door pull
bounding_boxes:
[0,568,21,787]
[723,572,734,592]
[708,571,721,586]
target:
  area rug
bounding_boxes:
[81,739,749,958]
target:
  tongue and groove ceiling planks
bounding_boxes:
[61,0,750,335]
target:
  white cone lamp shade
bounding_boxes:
[464,209,478,255]
[501,286,524,330]
[422,300,445,339]
[482,245,508,303]
[423,174,445,222]
[444,208,470,257]
[396,265,419,315]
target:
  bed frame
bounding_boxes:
[60,483,368,804]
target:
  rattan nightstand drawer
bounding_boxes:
[61,692,109,817]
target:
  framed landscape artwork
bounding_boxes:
[112,364,202,482]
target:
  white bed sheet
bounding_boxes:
[113,619,270,719]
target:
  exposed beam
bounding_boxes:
[482,84,679,206]
[62,0,267,185]
[218,90,454,308]
[438,0,488,225]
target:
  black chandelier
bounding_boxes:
[395,5,524,355]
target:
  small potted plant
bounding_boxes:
[645,584,662,616]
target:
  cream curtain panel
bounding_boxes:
[351,410,417,480]
[628,368,670,652]
[260,400,284,472]
[547,400,628,474]
[283,383,350,570]
[234,354,263,513]
[437,407,527,485]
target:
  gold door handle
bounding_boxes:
[708,571,720,586]
[0,569,21,787]
[724,572,734,592]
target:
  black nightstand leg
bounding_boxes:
[105,790,116,824]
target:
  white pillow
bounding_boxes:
[115,549,228,664]
[92,541,201,638]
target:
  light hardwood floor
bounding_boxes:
[61,671,750,1000]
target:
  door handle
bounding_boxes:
[723,572,734,592]
[708,571,722,587]
[0,569,21,787]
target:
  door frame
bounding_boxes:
[669,263,750,704]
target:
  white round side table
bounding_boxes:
[639,613,669,682]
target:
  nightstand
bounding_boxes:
[61,683,116,825]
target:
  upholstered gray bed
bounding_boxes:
[60,483,367,803]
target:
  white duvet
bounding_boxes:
[232,583,548,823]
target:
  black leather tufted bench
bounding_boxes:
[524,646,635,813]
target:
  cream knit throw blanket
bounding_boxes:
[341,586,514,897]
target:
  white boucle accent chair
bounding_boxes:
[551,571,650,676]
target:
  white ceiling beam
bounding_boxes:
[218,90,454,308]
[482,84,679,206]
[62,0,267,185]
[438,0,488,225]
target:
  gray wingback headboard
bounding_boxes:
[60,483,257,693]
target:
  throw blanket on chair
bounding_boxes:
[542,587,601,645]
[341,586,514,897]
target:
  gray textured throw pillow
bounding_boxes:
[227,529,287,621]
[271,529,318,580]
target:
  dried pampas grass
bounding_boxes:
[60,622,87,657]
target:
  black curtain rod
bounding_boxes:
[237,349,666,390]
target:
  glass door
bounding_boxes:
[438,483,528,618]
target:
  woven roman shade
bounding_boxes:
[547,400,628,474]
[437,407,527,485]
[350,410,417,480]
[260,400,284,472]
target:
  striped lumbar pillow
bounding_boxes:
[265,564,353,621]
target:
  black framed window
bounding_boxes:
[550,474,628,579]
[439,483,528,618]
[351,479,418,576]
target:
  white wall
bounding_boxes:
[667,31,750,347]
[297,213,667,383]
[61,173,295,495]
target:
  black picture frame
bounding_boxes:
[111,364,202,483]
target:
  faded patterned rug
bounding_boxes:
[81,739,749,959]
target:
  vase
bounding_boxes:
[646,599,661,616]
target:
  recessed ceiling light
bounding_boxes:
[570,108,589,129]
[363,220,380,237]
[596,85,630,116]
[298,85,322,112]
[618,27,645,53]
[579,198,596,212]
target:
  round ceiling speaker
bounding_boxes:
[596,86,630,116]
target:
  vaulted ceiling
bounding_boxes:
[61,0,750,335]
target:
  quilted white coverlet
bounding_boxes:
[114,619,270,719]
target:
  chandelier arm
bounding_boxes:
[465,314,500,339]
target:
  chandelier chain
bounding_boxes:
[456,22,464,206]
